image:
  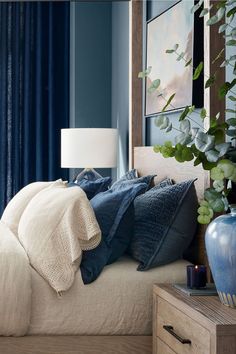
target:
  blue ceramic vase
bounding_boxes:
[205,205,236,308]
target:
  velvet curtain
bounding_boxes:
[0,2,70,215]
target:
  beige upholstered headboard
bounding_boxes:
[133,146,210,269]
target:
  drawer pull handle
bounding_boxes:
[163,325,191,344]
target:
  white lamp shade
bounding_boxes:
[61,128,118,168]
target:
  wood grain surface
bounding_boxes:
[154,284,236,354]
[0,336,152,354]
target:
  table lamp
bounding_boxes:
[61,128,118,182]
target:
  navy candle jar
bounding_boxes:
[187,265,207,289]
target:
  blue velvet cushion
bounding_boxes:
[80,182,147,284]
[129,179,198,270]
[68,176,112,200]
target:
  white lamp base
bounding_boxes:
[74,168,102,183]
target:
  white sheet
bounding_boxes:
[28,256,189,336]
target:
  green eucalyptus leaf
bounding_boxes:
[193,62,203,80]
[215,142,231,156]
[153,145,161,153]
[209,198,225,212]
[198,206,211,215]
[188,105,195,114]
[226,39,236,46]
[226,129,236,137]
[185,58,192,67]
[229,96,236,101]
[204,188,222,202]
[199,7,210,17]
[227,0,236,6]
[191,128,199,139]
[200,200,209,208]
[213,180,224,192]
[179,106,190,121]
[227,6,236,17]
[211,166,224,180]
[198,214,211,224]
[147,79,161,93]
[174,146,194,163]
[226,118,236,126]
[226,109,236,113]
[219,81,235,98]
[229,55,236,62]
[206,15,219,25]
[205,149,220,162]
[180,119,191,134]
[162,93,175,112]
[216,7,226,21]
[194,156,202,166]
[155,116,170,130]
[191,0,203,14]
[166,49,175,54]
[166,123,172,132]
[218,159,235,178]
[195,131,215,152]
[138,66,152,78]
[205,75,216,88]
[219,23,228,33]
[175,133,192,145]
[200,108,207,119]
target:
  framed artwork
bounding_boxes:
[145,0,203,116]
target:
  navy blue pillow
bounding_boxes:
[129,179,198,270]
[68,177,112,200]
[112,172,155,191]
[80,183,147,284]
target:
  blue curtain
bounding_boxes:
[0,2,70,215]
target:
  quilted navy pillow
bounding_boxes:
[80,182,147,284]
[129,179,198,270]
[68,176,112,200]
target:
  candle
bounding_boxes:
[187,265,207,289]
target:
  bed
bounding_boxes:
[0,146,209,354]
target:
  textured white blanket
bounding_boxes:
[18,180,101,293]
[0,221,31,336]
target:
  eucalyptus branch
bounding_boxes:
[159,93,207,131]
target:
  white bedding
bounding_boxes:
[28,256,189,336]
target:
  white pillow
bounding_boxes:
[18,180,101,293]
[1,182,53,236]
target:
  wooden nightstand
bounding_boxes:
[153,284,236,354]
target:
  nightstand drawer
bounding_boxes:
[157,297,210,354]
[157,337,176,354]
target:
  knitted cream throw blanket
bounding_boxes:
[18,180,101,293]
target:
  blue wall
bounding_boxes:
[73,2,112,129]
[70,2,129,179]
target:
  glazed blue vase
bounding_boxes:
[205,205,236,308]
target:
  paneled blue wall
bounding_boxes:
[70,2,129,179]
[112,2,129,179]
[73,2,112,129]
